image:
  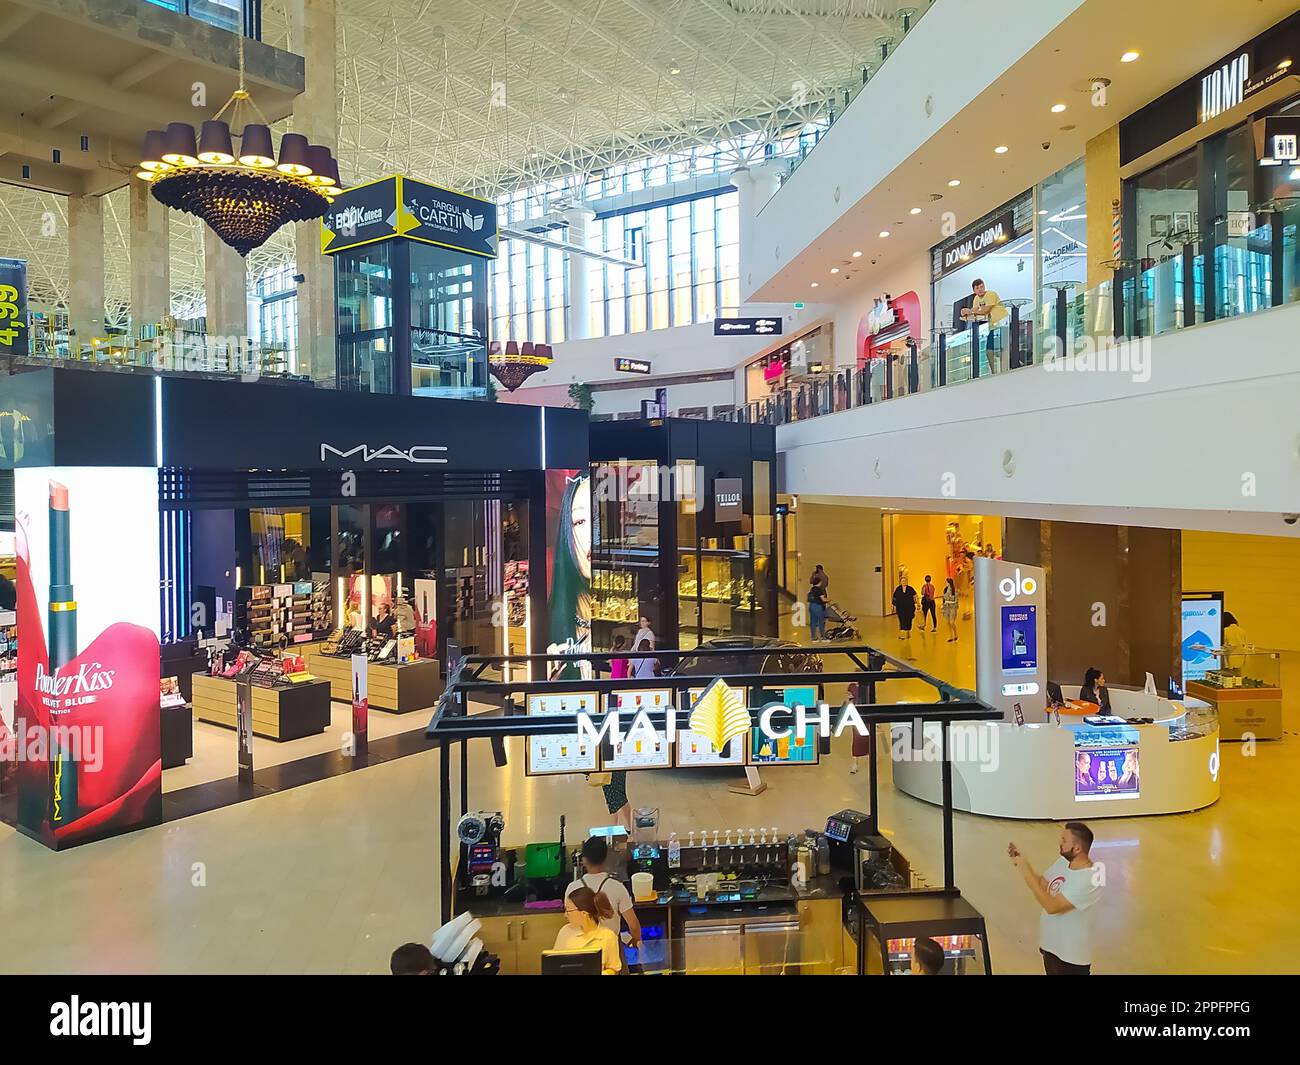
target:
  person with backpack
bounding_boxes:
[565,836,642,966]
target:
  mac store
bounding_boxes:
[0,367,589,848]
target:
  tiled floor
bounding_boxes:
[1,606,1297,974]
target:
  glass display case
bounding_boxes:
[1186,648,1283,740]
[678,544,758,641]
[854,894,992,975]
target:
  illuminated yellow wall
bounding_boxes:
[1182,531,1300,652]
[886,512,999,602]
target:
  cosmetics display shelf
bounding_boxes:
[302,641,443,714]
[191,674,332,742]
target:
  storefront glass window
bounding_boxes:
[590,460,661,650]
[408,241,489,400]
[335,243,394,393]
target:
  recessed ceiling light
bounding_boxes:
[853,250,864,257]
[909,207,922,215]
[878,230,890,238]
[811,282,819,288]
[1039,209,1048,215]
[994,145,1009,154]
[948,179,961,187]
[1051,103,1067,113]
[831,268,840,274]
[1120,50,1140,63]
[1279,58,1293,70]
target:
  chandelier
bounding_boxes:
[489,341,554,392]
[134,27,341,256]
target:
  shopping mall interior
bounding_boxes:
[2,0,1300,988]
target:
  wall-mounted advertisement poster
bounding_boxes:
[13,468,161,849]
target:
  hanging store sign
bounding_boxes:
[0,257,28,358]
[322,175,498,258]
[714,316,783,337]
[936,211,1015,279]
[401,177,498,258]
[614,357,652,375]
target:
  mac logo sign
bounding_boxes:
[320,443,449,465]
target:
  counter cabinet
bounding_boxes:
[302,644,442,713]
[191,674,331,741]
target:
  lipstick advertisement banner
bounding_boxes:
[13,467,161,849]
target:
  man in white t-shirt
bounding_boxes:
[1008,822,1103,974]
[565,837,642,950]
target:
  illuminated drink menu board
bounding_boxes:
[675,687,746,767]
[602,689,673,769]
[525,691,600,776]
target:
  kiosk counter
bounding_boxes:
[892,687,1220,820]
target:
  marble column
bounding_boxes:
[67,193,105,354]
[288,0,338,385]
[129,179,169,331]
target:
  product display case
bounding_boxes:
[1186,649,1283,740]
[854,894,992,975]
[677,544,760,640]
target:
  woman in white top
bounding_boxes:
[553,886,621,975]
[942,578,959,643]
[630,616,658,679]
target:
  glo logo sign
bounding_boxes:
[998,568,1038,603]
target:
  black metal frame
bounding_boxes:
[425,643,1001,925]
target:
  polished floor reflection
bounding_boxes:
[1,608,1297,974]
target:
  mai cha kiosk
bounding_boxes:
[891,558,1220,820]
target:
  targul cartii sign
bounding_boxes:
[402,177,498,258]
[13,468,161,849]
[321,175,498,258]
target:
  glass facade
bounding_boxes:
[335,242,395,394]
[408,242,489,399]
[255,265,298,373]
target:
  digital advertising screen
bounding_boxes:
[14,467,162,849]
[1074,745,1140,801]
[601,688,673,769]
[524,691,599,776]
[749,686,820,766]
[1000,605,1037,675]
[1180,593,1223,684]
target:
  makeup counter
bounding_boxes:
[450,807,993,976]
[891,685,1221,820]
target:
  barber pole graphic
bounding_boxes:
[1111,201,1122,261]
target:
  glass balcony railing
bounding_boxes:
[720,201,1300,429]
[775,3,933,189]
[144,0,261,39]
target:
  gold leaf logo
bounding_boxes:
[688,678,749,753]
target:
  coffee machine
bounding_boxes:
[824,809,874,871]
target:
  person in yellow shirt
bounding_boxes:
[553,886,622,974]
[960,278,1008,372]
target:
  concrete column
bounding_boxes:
[67,194,105,354]
[288,0,338,385]
[564,205,596,341]
[731,158,784,301]
[128,179,170,331]
[203,228,248,344]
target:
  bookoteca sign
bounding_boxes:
[322,174,498,258]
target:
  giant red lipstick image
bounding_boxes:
[48,480,77,670]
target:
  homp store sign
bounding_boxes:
[13,468,161,849]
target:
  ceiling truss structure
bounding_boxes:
[0,0,923,322]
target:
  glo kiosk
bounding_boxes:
[891,557,1221,820]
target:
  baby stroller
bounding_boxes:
[823,600,858,641]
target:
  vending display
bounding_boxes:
[602,688,673,769]
[524,691,599,776]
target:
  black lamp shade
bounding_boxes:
[276,132,312,176]
[197,120,235,164]
[238,123,275,168]
[305,144,333,184]
[161,122,199,166]
[140,129,171,171]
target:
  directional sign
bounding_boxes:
[614,357,652,375]
[713,316,784,337]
